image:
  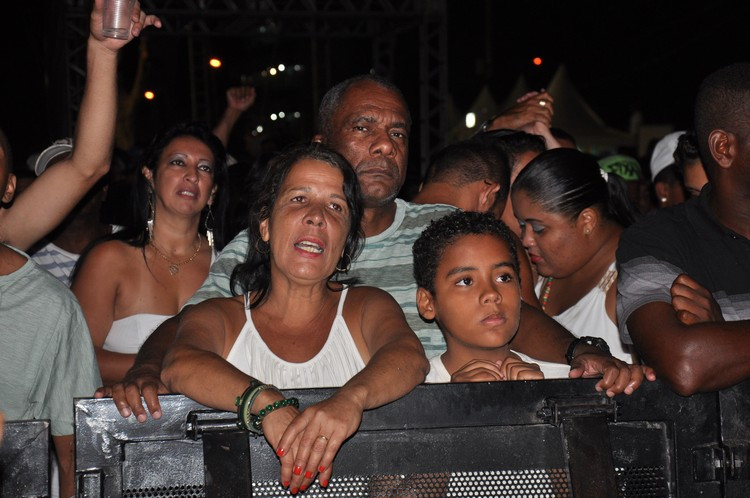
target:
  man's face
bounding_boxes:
[323,82,410,208]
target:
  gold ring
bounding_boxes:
[538,100,547,107]
[319,435,328,441]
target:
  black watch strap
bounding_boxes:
[565,336,611,364]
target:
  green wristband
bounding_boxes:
[251,397,300,433]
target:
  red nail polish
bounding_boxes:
[304,470,313,479]
[300,485,308,491]
[293,465,302,475]
[276,448,286,457]
[321,479,329,488]
[318,465,326,473]
[291,487,298,495]
[282,481,290,488]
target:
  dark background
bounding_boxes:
[2,1,749,173]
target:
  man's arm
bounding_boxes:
[2,1,160,251]
[53,435,75,498]
[512,304,652,396]
[627,301,750,395]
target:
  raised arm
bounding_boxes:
[212,86,256,147]
[2,0,161,251]
[627,301,750,395]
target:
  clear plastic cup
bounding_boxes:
[102,0,136,40]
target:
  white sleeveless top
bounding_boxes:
[226,287,366,389]
[536,262,632,363]
[103,313,170,354]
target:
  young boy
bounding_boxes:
[413,211,567,382]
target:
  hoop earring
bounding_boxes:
[147,191,155,241]
[254,238,269,255]
[204,204,215,247]
[336,253,352,273]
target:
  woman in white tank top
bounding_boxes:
[72,123,229,384]
[511,148,640,364]
[161,145,428,493]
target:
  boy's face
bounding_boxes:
[417,233,521,350]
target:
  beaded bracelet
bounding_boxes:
[251,397,300,433]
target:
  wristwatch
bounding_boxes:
[565,336,611,364]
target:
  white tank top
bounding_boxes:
[536,262,633,363]
[225,287,366,389]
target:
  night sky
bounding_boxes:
[3,1,749,172]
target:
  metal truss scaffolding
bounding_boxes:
[62,0,447,175]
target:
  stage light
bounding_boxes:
[144,91,155,100]
[465,112,476,128]
[209,58,222,68]
[533,57,543,66]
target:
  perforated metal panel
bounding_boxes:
[122,484,204,498]
[616,466,669,497]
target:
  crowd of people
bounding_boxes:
[2,1,749,495]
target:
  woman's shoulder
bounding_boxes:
[344,285,401,311]
[81,239,139,268]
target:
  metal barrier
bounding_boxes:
[0,419,50,497]
[74,379,750,497]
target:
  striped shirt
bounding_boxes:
[187,199,456,356]
[30,242,78,287]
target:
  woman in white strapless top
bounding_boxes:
[71,123,228,384]
[512,149,639,364]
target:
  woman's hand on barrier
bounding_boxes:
[569,353,656,397]
[451,359,505,382]
[94,365,168,422]
[274,391,365,493]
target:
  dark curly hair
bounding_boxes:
[413,211,519,294]
[230,143,364,307]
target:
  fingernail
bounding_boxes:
[300,485,308,491]
[121,408,131,417]
[282,481,289,488]
[304,470,313,479]
[276,448,286,457]
[291,487,298,495]
[137,414,146,423]
[318,465,326,473]
[293,466,302,475]
[153,410,162,420]
[321,479,329,488]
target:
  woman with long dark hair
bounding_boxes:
[72,122,229,384]
[511,148,638,362]
[160,143,427,493]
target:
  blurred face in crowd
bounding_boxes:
[322,82,410,208]
[683,160,708,198]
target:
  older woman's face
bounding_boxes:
[260,158,351,283]
[512,190,589,279]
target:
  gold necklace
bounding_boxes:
[149,234,202,276]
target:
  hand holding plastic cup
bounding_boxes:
[102,0,136,39]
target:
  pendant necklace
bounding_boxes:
[150,234,202,276]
